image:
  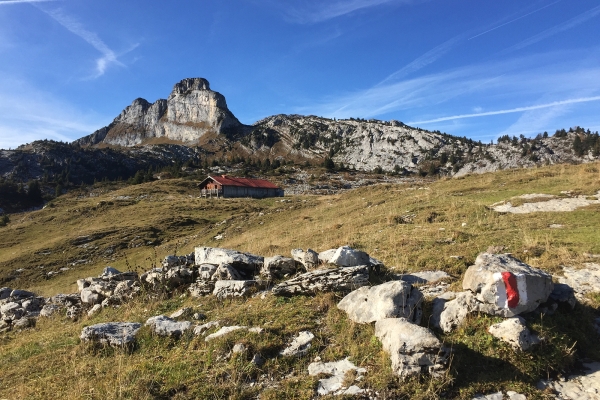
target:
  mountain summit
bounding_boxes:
[76,78,246,147]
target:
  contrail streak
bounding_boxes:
[408,96,600,125]
[469,0,561,40]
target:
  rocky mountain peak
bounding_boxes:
[170,78,211,96]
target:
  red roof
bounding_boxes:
[207,175,280,189]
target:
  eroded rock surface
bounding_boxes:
[488,316,540,351]
[280,331,315,357]
[337,280,423,324]
[375,318,448,378]
[308,357,366,396]
[80,322,142,347]
[272,266,369,296]
[146,315,192,338]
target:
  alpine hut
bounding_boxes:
[198,175,284,198]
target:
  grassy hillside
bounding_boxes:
[1,162,599,399]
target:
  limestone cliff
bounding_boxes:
[76,78,246,147]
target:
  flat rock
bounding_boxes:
[145,315,192,338]
[272,265,369,296]
[213,280,261,300]
[538,361,600,399]
[337,280,423,324]
[280,331,314,357]
[80,322,142,347]
[308,357,366,396]
[375,318,448,378]
[558,263,600,298]
[462,253,553,317]
[488,316,539,351]
[205,325,247,342]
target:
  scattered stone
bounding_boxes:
[558,263,600,298]
[328,246,370,267]
[337,280,423,324]
[538,361,600,399]
[87,304,102,317]
[248,327,263,334]
[169,307,193,319]
[145,315,193,338]
[80,322,142,347]
[261,255,296,279]
[472,392,526,400]
[251,353,265,366]
[488,317,540,351]
[493,192,600,213]
[549,224,564,229]
[272,265,369,296]
[193,320,220,336]
[280,331,315,357]
[462,253,553,317]
[307,357,366,396]
[40,304,62,317]
[213,280,261,300]
[205,325,247,342]
[291,248,319,270]
[232,343,246,354]
[375,318,448,378]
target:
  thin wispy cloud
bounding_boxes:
[40,7,136,78]
[408,96,600,125]
[503,4,600,53]
[282,0,416,24]
[468,0,561,40]
[0,0,56,5]
[378,34,466,85]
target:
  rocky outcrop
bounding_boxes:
[76,78,247,147]
[80,322,142,347]
[488,317,539,351]
[195,247,263,278]
[260,255,296,279]
[145,315,193,338]
[291,248,319,270]
[212,280,261,300]
[337,281,423,324]
[271,265,369,296]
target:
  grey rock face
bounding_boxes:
[272,265,369,296]
[462,253,553,317]
[188,280,216,297]
[431,292,479,333]
[538,361,600,399]
[195,247,263,277]
[328,246,370,267]
[40,304,62,317]
[145,315,193,338]
[488,316,539,351]
[212,280,261,300]
[291,248,319,270]
[76,78,245,147]
[375,318,448,378]
[307,357,366,396]
[337,281,423,324]
[558,263,600,298]
[0,287,13,300]
[261,255,297,279]
[280,331,315,357]
[80,322,142,347]
[318,249,337,264]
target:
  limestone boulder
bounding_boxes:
[318,249,337,264]
[329,246,370,267]
[212,280,261,300]
[291,248,319,270]
[337,281,423,324]
[462,253,553,317]
[272,265,369,296]
[261,255,296,279]
[488,317,539,351]
[195,247,263,275]
[375,318,448,378]
[188,280,215,297]
[145,315,193,338]
[431,292,478,333]
[80,322,142,347]
[210,264,245,281]
[80,288,102,305]
[198,264,218,280]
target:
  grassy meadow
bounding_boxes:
[0,162,599,399]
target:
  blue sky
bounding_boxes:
[1,0,600,149]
